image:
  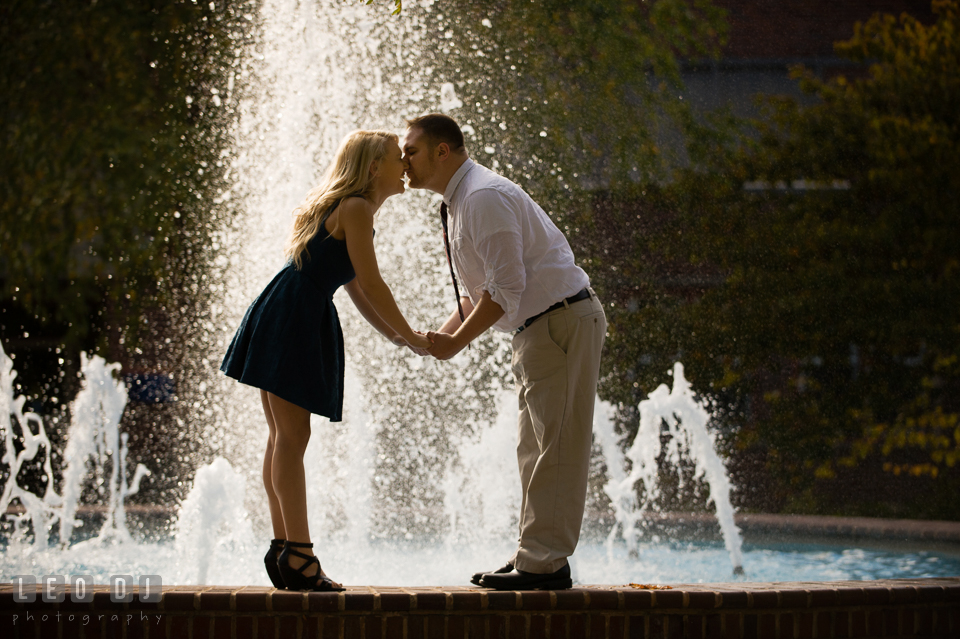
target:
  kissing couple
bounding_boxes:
[221,114,606,591]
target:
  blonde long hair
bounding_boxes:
[285,129,398,269]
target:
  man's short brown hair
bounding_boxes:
[405,113,466,151]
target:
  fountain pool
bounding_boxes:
[4,531,959,588]
[3,342,959,590]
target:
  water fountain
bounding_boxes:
[1,346,154,573]
[596,362,744,574]
[3,0,959,595]
[6,334,959,588]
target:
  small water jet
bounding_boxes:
[596,362,745,575]
[173,457,257,585]
[1,345,57,551]
[58,354,151,547]
[1,344,149,561]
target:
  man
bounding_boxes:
[402,113,606,590]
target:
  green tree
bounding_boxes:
[366,0,402,15]
[607,1,960,518]
[0,0,248,362]
[442,0,727,208]
[1,0,253,507]
[0,0,248,397]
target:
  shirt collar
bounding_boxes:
[442,158,476,206]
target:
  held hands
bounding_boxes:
[406,331,433,350]
[393,330,433,355]
[425,331,463,360]
[392,330,465,360]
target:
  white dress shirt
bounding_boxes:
[443,159,590,333]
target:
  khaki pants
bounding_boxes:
[509,289,606,574]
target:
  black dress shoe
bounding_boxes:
[470,563,513,586]
[479,563,572,590]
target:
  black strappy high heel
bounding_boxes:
[264,538,286,589]
[278,541,345,592]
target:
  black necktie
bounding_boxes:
[440,202,466,323]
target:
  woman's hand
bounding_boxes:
[390,331,432,352]
[406,331,433,350]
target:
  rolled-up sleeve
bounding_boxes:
[465,189,526,326]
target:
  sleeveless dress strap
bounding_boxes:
[319,199,341,229]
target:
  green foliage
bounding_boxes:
[434,0,727,214]
[0,0,248,353]
[0,0,254,507]
[366,0,402,15]
[590,1,960,517]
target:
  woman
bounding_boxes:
[221,130,430,591]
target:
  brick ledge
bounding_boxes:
[2,578,958,638]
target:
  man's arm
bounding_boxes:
[428,291,504,360]
[438,296,475,334]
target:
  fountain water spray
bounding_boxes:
[1,345,59,550]
[1,340,259,583]
[442,392,521,549]
[596,362,745,574]
[1,344,149,552]
[59,354,150,546]
[173,457,257,585]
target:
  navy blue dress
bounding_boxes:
[220,199,363,421]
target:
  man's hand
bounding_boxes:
[426,331,464,360]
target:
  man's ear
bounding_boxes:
[435,142,451,161]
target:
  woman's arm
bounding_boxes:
[343,279,402,344]
[340,198,431,348]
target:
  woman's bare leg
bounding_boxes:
[260,390,286,540]
[264,391,339,586]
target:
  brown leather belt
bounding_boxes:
[515,288,591,334]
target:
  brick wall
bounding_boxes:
[715,0,935,59]
[3,578,958,638]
